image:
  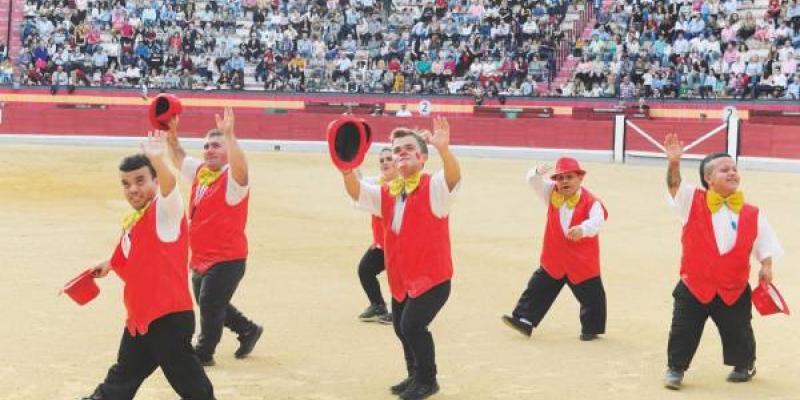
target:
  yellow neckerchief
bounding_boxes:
[550,189,581,209]
[197,166,223,187]
[388,172,422,198]
[121,202,151,231]
[706,189,744,214]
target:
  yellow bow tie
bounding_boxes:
[551,191,580,209]
[121,202,151,231]
[707,189,744,214]
[197,167,223,187]
[388,173,421,198]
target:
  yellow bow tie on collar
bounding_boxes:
[388,173,421,198]
[197,166,223,187]
[550,191,580,209]
[121,202,151,231]
[707,189,744,214]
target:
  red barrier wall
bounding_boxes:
[0,90,797,159]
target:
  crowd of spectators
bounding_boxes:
[561,0,800,99]
[10,0,570,96]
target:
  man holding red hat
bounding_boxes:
[166,107,263,366]
[502,156,609,341]
[83,132,215,400]
[662,133,783,390]
[340,116,461,400]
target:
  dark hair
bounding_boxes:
[389,128,429,155]
[119,154,156,178]
[698,152,731,189]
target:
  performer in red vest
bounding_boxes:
[355,147,398,324]
[502,157,609,341]
[340,117,461,400]
[662,133,783,390]
[166,107,262,366]
[83,133,215,400]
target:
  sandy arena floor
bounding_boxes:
[0,144,798,400]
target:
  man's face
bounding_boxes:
[392,135,427,176]
[705,157,740,196]
[120,166,157,210]
[203,135,228,170]
[379,150,398,180]
[552,171,584,197]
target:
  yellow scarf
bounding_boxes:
[197,166,223,187]
[706,189,744,214]
[388,172,421,198]
[550,190,580,209]
[121,202,151,231]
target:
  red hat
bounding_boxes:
[327,116,373,171]
[148,93,183,130]
[62,268,100,306]
[752,282,790,316]
[551,157,586,180]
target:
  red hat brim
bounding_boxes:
[148,94,183,130]
[752,282,790,316]
[327,116,371,171]
[63,268,100,306]
[550,168,586,180]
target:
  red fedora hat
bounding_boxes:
[551,157,586,180]
[327,116,372,171]
[63,268,100,306]
[148,93,183,130]
[752,281,790,316]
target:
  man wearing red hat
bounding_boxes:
[340,116,461,400]
[83,132,215,400]
[354,147,398,324]
[662,133,783,390]
[502,157,609,341]
[165,107,263,366]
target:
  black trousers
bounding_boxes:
[91,311,215,400]
[392,281,451,385]
[667,281,756,371]
[512,266,607,334]
[191,259,257,358]
[357,247,386,306]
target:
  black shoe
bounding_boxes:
[399,380,439,400]
[579,333,599,341]
[390,376,414,395]
[235,324,264,359]
[359,304,389,322]
[502,315,533,337]
[727,366,756,383]
[664,368,684,390]
[377,312,394,325]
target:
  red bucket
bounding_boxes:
[752,282,790,316]
[63,269,100,306]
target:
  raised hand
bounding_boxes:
[141,130,167,160]
[536,164,552,176]
[215,106,235,137]
[91,260,112,278]
[664,133,683,163]
[429,115,450,150]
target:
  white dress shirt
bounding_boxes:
[667,182,783,262]
[181,156,249,206]
[356,170,461,233]
[527,168,605,236]
[121,186,183,257]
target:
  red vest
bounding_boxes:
[371,215,385,248]
[680,189,758,305]
[189,167,249,274]
[110,200,193,336]
[381,174,453,302]
[540,187,608,284]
